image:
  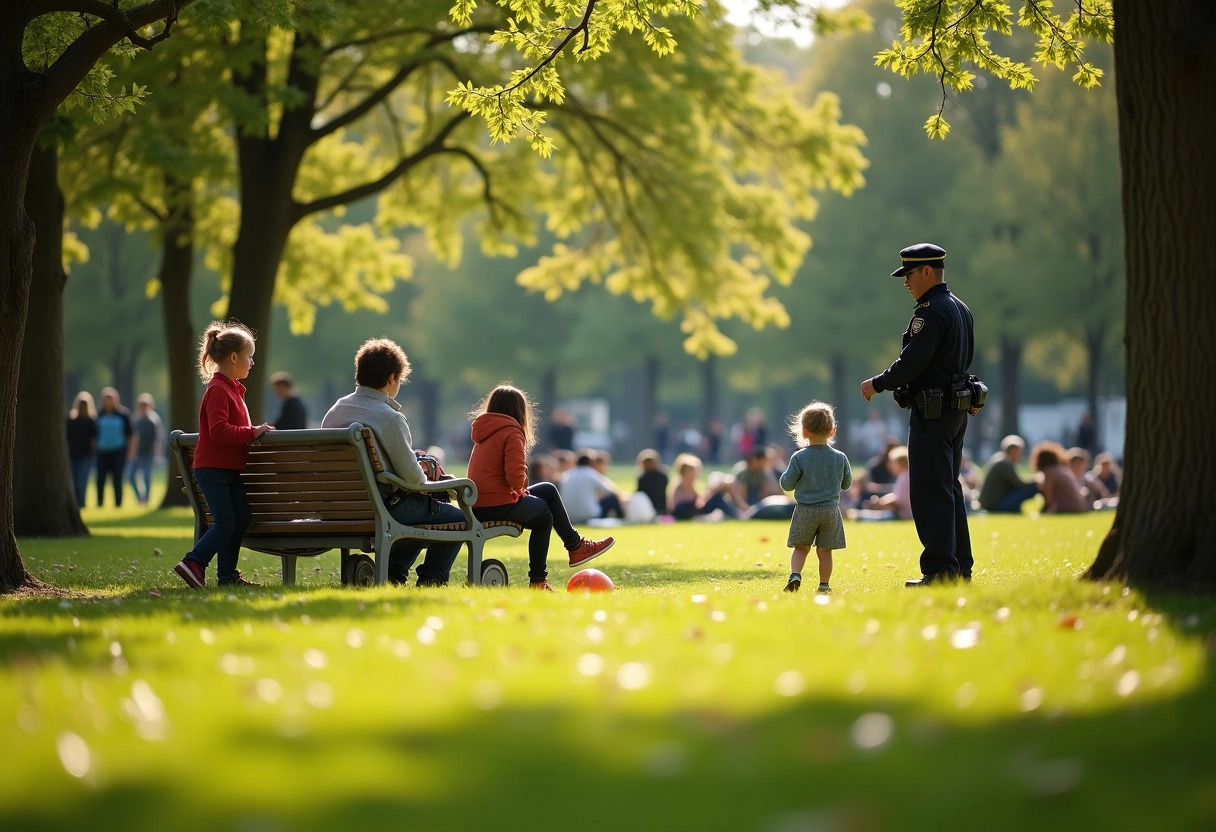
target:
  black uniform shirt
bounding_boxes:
[872,283,975,394]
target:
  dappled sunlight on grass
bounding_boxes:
[4,510,1215,830]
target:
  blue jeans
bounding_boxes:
[186,468,252,581]
[70,457,93,507]
[671,492,740,520]
[473,482,580,582]
[128,454,154,504]
[992,483,1040,513]
[387,493,465,585]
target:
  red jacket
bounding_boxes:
[193,373,258,470]
[467,412,529,507]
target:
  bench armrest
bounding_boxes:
[377,472,479,507]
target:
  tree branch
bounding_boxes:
[314,25,499,140]
[29,0,181,48]
[499,0,599,96]
[33,0,189,124]
[293,111,472,220]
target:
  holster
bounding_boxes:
[893,387,913,410]
[915,389,944,419]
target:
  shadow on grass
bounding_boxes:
[4,665,1216,832]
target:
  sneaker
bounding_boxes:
[568,536,614,568]
[218,574,260,588]
[174,559,206,589]
[784,576,801,593]
[530,581,555,592]
[817,583,831,593]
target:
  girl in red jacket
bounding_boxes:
[466,384,613,591]
[174,321,273,589]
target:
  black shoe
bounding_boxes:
[415,577,447,588]
[905,573,957,588]
[784,577,801,593]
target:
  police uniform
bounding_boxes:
[870,243,976,585]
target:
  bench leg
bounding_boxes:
[375,542,391,586]
[281,555,297,586]
[466,535,485,586]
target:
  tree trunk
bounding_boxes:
[1086,1,1216,589]
[224,184,293,423]
[15,135,87,537]
[110,345,141,408]
[1085,326,1103,428]
[0,83,40,590]
[412,373,441,449]
[157,178,198,508]
[998,335,1021,439]
[538,367,557,443]
[642,355,660,457]
[699,355,718,437]
[829,353,849,456]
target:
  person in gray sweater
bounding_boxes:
[321,338,466,586]
[778,401,853,594]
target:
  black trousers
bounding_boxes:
[96,449,126,507]
[907,408,973,578]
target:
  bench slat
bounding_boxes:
[247,520,376,535]
[243,457,362,471]
[242,499,375,512]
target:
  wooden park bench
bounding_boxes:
[168,424,521,587]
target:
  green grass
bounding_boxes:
[3,509,1215,831]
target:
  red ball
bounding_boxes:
[566,568,615,593]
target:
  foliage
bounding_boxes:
[5,510,1216,829]
[436,0,869,355]
[874,0,1114,137]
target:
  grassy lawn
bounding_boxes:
[3,508,1215,831]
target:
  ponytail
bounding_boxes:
[197,320,255,381]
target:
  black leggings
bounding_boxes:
[473,482,580,581]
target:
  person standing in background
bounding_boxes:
[128,393,165,506]
[95,387,132,508]
[66,391,98,508]
[270,371,307,430]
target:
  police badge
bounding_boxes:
[910,317,925,334]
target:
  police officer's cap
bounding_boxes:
[891,242,946,277]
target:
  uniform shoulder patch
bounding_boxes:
[910,317,925,334]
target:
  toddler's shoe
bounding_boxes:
[530,581,556,592]
[784,575,801,593]
[568,536,614,568]
[173,559,206,589]
[817,583,831,593]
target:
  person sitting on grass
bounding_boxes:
[635,449,670,516]
[1031,440,1090,514]
[977,435,1039,514]
[669,453,740,520]
[779,401,852,594]
[559,450,624,524]
[860,445,912,520]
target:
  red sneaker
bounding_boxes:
[567,536,614,568]
[174,559,206,589]
[530,581,556,592]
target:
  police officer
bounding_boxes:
[860,243,976,586]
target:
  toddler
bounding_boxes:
[779,401,852,593]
